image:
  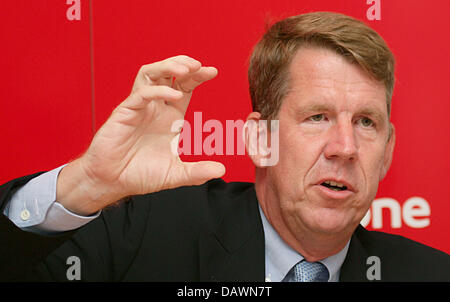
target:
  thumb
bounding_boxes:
[182,161,226,186]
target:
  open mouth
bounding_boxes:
[321,180,348,191]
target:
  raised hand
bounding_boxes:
[57,56,225,215]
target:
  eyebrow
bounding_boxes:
[293,104,330,116]
[292,103,387,123]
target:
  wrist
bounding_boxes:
[56,158,122,216]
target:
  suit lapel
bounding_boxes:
[339,225,370,281]
[197,183,373,282]
[198,185,265,282]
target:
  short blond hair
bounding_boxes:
[248,12,396,119]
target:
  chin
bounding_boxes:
[303,207,355,235]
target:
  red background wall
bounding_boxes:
[1,0,449,253]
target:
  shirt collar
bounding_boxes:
[259,204,350,282]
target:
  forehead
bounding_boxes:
[284,46,387,114]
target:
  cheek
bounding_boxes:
[358,143,387,196]
[272,125,323,199]
[278,120,326,159]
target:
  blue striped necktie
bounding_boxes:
[283,260,329,282]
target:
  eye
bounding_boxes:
[359,117,375,128]
[309,114,325,122]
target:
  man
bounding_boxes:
[0,12,449,282]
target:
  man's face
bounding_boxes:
[262,46,394,237]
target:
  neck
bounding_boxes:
[255,173,352,262]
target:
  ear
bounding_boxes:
[380,123,396,181]
[244,112,267,168]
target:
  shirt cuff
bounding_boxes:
[4,164,100,234]
[34,201,100,234]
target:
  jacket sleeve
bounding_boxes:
[1,172,152,282]
[0,173,76,281]
[31,194,151,281]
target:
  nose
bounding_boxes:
[323,119,358,161]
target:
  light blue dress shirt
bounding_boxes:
[3,165,99,235]
[259,205,350,282]
[4,168,349,281]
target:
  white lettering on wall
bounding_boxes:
[372,198,402,229]
[361,197,431,229]
[402,197,431,228]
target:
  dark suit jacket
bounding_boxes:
[1,173,449,281]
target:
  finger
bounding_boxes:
[132,59,200,93]
[165,66,218,114]
[140,56,201,83]
[182,161,226,186]
[173,66,218,93]
[157,56,202,87]
[122,85,183,110]
[132,61,188,91]
[170,55,202,72]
